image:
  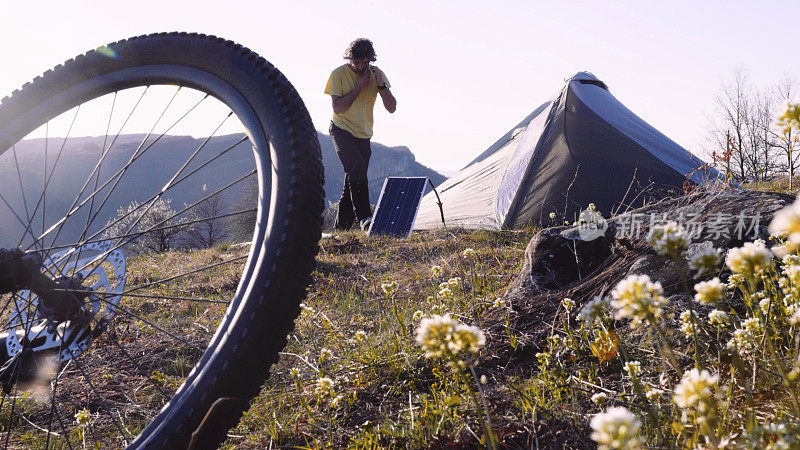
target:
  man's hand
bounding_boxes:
[355,71,372,91]
[369,66,384,87]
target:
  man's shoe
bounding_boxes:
[360,216,372,231]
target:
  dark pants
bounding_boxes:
[330,122,372,230]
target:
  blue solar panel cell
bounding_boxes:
[368,177,427,237]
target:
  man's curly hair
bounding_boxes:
[344,38,377,62]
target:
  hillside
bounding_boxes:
[0,133,445,247]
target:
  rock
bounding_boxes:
[490,190,794,352]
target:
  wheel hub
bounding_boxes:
[5,240,126,363]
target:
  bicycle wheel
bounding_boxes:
[0,32,323,448]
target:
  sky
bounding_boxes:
[0,0,798,174]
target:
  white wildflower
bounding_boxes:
[673,369,720,426]
[727,273,744,289]
[480,375,487,385]
[646,222,689,257]
[562,297,576,311]
[319,348,333,363]
[289,367,300,379]
[462,248,476,258]
[354,330,367,342]
[689,246,721,277]
[693,278,725,305]
[447,277,461,287]
[591,392,608,405]
[725,241,774,278]
[743,317,762,334]
[759,298,773,314]
[707,310,730,327]
[679,310,697,338]
[580,296,611,325]
[791,309,800,326]
[430,265,443,277]
[785,264,800,286]
[646,388,664,402]
[449,323,486,354]
[623,361,642,378]
[415,314,485,359]
[769,197,800,254]
[610,275,668,328]
[590,407,642,450]
[727,328,756,354]
[549,212,556,219]
[315,377,335,396]
[493,297,506,308]
[784,254,800,266]
[381,280,398,296]
[75,408,91,427]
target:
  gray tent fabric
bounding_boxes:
[414,72,720,230]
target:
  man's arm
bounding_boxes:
[371,67,396,113]
[331,72,371,114]
[378,87,397,113]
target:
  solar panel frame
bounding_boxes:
[367,177,428,238]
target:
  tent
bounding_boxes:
[413,72,719,230]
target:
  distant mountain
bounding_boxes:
[0,133,445,247]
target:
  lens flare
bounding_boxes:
[96,45,118,59]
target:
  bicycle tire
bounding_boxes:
[0,32,323,449]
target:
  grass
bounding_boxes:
[9,185,800,448]
[224,227,535,448]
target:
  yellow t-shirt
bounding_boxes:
[324,64,390,139]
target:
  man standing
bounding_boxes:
[325,38,397,231]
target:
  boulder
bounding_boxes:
[491,190,795,351]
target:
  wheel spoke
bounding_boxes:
[73,91,120,270]
[27,88,202,252]
[0,191,40,249]
[38,86,163,252]
[41,122,48,237]
[92,296,203,351]
[120,254,248,296]
[58,337,130,446]
[45,334,73,450]
[17,106,81,249]
[35,207,256,254]
[54,289,228,305]
[108,330,171,401]
[10,146,34,239]
[95,110,237,257]
[66,170,255,276]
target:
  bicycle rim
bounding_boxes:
[0,33,323,449]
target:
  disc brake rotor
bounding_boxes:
[5,240,126,362]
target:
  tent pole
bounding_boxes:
[426,179,446,229]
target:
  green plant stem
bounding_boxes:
[388,294,408,338]
[676,257,703,370]
[446,352,498,449]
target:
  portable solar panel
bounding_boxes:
[367,177,428,237]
